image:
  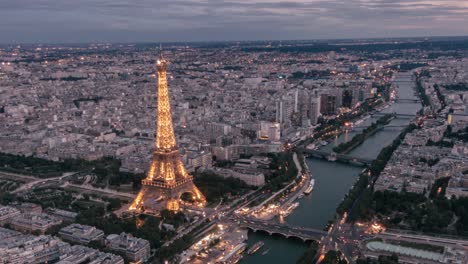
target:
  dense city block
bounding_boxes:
[0,37,467,263]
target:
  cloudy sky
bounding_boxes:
[0,0,467,43]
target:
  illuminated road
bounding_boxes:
[12,172,77,193]
[62,182,136,200]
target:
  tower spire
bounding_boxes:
[159,44,163,60]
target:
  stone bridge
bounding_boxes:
[394,98,420,103]
[303,149,373,166]
[231,218,327,242]
[371,112,415,119]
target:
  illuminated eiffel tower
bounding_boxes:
[129,50,206,212]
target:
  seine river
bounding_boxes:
[241,72,422,264]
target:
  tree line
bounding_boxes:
[333,114,393,153]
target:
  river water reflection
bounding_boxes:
[241,73,421,264]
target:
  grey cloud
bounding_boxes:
[0,0,466,43]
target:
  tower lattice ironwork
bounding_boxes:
[129,51,206,212]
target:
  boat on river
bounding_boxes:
[306,143,317,150]
[304,179,315,195]
[247,241,264,255]
[261,248,271,255]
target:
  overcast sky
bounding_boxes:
[0,0,467,43]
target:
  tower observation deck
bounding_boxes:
[129,50,206,212]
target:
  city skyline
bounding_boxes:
[0,0,468,43]
[1,3,468,262]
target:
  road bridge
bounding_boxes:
[230,217,326,242]
[371,112,415,119]
[394,98,419,103]
[303,149,373,166]
[12,172,81,194]
[63,183,136,201]
[352,124,408,131]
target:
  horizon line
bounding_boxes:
[1,34,468,46]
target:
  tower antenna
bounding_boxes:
[159,44,163,59]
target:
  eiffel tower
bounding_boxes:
[129,50,206,212]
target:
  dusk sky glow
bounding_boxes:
[1,0,467,43]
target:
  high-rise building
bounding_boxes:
[276,98,293,129]
[320,94,337,115]
[275,100,283,124]
[298,89,311,127]
[342,89,353,108]
[309,91,321,125]
[129,51,206,212]
[294,88,299,113]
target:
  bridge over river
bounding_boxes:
[303,149,373,166]
[371,112,415,119]
[394,98,420,103]
[227,217,327,242]
[352,124,408,132]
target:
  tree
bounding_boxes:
[193,171,251,202]
[378,254,399,264]
[297,241,319,264]
[322,250,347,264]
[0,192,16,205]
[357,254,398,264]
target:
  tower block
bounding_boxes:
[129,51,206,213]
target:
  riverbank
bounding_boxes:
[306,97,385,145]
[313,100,394,153]
[336,123,418,221]
[278,153,313,218]
[241,72,422,264]
[333,114,395,154]
[250,152,311,221]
